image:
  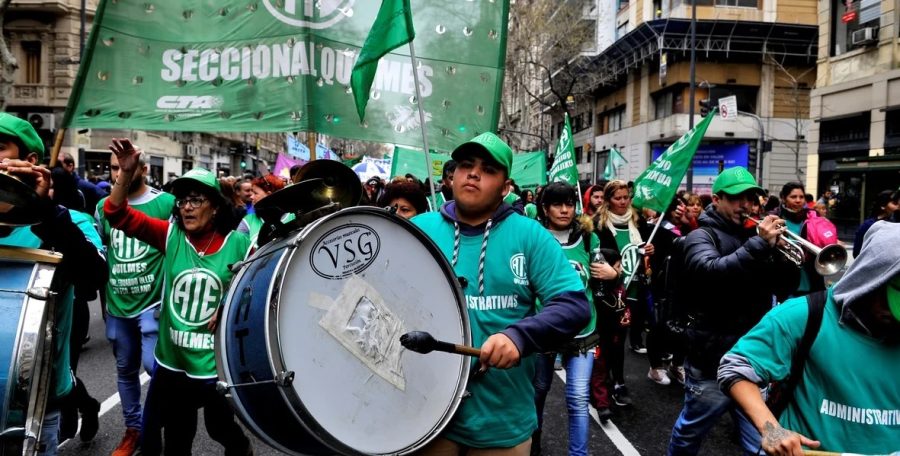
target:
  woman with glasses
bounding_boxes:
[237,174,287,242]
[103,139,253,456]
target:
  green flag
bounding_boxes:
[603,147,628,180]
[351,0,415,122]
[548,114,578,185]
[510,151,547,190]
[63,0,511,152]
[390,146,451,180]
[632,110,717,213]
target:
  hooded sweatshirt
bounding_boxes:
[719,221,900,454]
[412,201,590,448]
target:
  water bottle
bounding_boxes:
[590,248,607,299]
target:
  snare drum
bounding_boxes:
[217,207,470,455]
[0,247,60,455]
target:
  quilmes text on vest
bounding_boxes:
[169,328,214,350]
[819,398,900,426]
[466,295,519,311]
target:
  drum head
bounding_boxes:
[274,207,468,455]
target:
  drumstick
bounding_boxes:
[400,331,481,357]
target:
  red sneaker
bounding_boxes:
[112,427,140,456]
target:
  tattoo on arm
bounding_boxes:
[763,422,793,448]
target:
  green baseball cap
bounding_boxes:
[171,168,221,197]
[712,166,763,196]
[0,113,45,160]
[451,132,513,174]
[888,275,900,322]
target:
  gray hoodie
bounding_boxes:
[719,220,900,389]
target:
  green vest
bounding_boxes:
[97,191,175,317]
[155,227,251,378]
[241,213,265,240]
[558,234,598,338]
[412,212,584,448]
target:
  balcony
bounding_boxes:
[8,84,51,107]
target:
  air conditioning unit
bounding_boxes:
[27,112,55,131]
[851,27,878,46]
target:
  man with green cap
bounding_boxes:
[412,132,590,455]
[667,166,800,455]
[0,113,108,455]
[721,220,900,455]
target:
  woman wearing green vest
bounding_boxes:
[237,173,286,243]
[104,139,252,456]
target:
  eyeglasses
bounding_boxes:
[175,197,208,209]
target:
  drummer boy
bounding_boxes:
[0,113,108,456]
[412,132,591,455]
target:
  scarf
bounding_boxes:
[606,208,643,246]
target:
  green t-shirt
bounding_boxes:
[785,218,811,295]
[523,203,537,219]
[97,190,175,317]
[503,192,520,206]
[155,226,251,378]
[613,226,641,298]
[535,232,598,338]
[729,288,900,454]
[412,211,584,448]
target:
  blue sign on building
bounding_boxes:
[652,143,750,193]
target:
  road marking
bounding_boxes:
[58,372,151,449]
[556,368,641,456]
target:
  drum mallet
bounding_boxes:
[400,331,481,357]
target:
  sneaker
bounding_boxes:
[669,365,686,385]
[612,384,633,407]
[112,428,140,456]
[630,344,647,354]
[596,407,613,423]
[647,367,672,385]
[79,397,100,442]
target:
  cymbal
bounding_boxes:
[254,174,360,220]
[0,172,42,226]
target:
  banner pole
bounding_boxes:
[307,132,317,161]
[408,40,438,209]
[49,128,66,167]
[623,218,663,290]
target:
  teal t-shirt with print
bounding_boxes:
[729,288,900,454]
[412,211,585,448]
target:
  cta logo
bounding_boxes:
[169,269,222,327]
[110,229,150,262]
[156,95,224,111]
[263,0,355,29]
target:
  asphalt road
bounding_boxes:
[59,303,746,456]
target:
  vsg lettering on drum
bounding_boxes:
[310,224,381,280]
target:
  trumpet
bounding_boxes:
[743,216,848,276]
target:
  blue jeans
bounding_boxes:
[667,362,764,456]
[106,308,159,430]
[533,351,593,456]
[38,409,60,456]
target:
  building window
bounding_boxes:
[617,0,629,10]
[653,91,674,120]
[714,0,758,6]
[22,41,41,84]
[831,0,880,57]
[601,107,625,134]
[575,146,583,164]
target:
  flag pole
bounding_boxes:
[408,40,438,209]
[623,219,663,290]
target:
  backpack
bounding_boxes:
[804,211,839,247]
[656,227,719,339]
[765,290,826,418]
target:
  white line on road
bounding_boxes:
[556,368,641,456]
[58,372,151,449]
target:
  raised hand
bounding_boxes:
[109,138,142,178]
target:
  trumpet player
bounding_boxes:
[668,167,800,456]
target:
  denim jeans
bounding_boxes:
[533,351,593,456]
[106,308,159,430]
[667,362,764,456]
[38,409,60,456]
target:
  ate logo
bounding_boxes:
[569,260,588,282]
[169,269,222,327]
[110,229,150,262]
[510,253,529,285]
[620,244,641,284]
[263,0,355,29]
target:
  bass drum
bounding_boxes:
[217,207,470,455]
[0,247,59,455]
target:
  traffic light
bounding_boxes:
[699,99,712,118]
[240,159,247,169]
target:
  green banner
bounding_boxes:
[632,111,717,213]
[511,151,547,190]
[390,147,450,180]
[65,0,510,152]
[548,114,578,185]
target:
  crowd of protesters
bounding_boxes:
[1,115,897,456]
